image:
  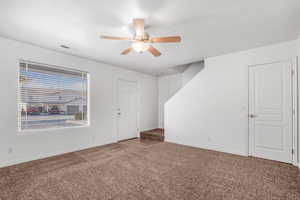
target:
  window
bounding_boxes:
[18,61,89,131]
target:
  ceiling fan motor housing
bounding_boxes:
[135,32,150,42]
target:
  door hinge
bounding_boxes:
[291,69,295,76]
[292,149,294,154]
[292,109,295,115]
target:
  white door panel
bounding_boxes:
[249,61,292,163]
[254,125,284,150]
[117,79,138,141]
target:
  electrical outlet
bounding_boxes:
[208,136,212,143]
[8,148,13,154]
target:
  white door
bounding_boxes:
[117,79,138,141]
[249,61,293,163]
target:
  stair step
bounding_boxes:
[140,129,164,141]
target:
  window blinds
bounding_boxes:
[18,61,89,131]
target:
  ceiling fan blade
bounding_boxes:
[148,45,161,57]
[151,36,181,43]
[133,18,145,37]
[121,47,133,55]
[101,35,131,40]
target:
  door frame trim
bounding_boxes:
[247,58,298,165]
[292,57,298,166]
[116,77,140,142]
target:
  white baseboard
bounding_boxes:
[0,141,116,168]
[165,138,247,157]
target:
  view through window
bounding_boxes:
[18,61,89,131]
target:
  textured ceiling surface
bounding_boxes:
[0,0,299,75]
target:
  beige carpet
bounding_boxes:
[0,139,300,200]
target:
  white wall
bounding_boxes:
[165,40,297,156]
[182,61,205,85]
[0,37,158,167]
[158,62,204,128]
[158,74,182,128]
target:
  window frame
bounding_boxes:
[17,60,90,133]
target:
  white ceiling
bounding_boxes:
[0,0,299,75]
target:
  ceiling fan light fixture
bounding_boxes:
[132,42,149,53]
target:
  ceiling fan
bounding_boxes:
[100,18,181,57]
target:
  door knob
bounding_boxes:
[249,114,257,118]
